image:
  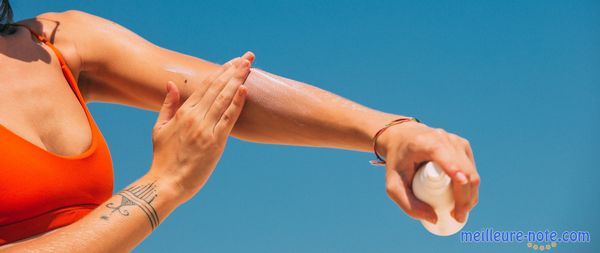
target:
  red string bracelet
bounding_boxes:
[369,117,420,166]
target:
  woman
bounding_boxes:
[0,1,480,251]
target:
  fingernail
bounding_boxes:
[456,172,468,184]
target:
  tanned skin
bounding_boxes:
[0,10,479,251]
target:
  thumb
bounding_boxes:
[155,81,181,128]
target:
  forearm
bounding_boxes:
[94,54,400,152]
[232,69,401,151]
[0,174,181,253]
[118,61,401,152]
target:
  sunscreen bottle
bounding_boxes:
[412,162,467,236]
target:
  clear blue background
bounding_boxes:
[15,1,599,252]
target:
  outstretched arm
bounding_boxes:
[23,11,392,151]
[22,10,478,224]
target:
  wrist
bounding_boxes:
[369,117,420,164]
[354,113,401,152]
[140,171,187,207]
[374,123,402,158]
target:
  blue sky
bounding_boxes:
[15,1,599,252]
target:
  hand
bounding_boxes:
[378,121,479,224]
[148,53,254,203]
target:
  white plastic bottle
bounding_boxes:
[412,162,468,236]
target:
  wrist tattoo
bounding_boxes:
[101,182,160,229]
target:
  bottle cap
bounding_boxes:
[420,162,451,190]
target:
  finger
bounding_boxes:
[386,167,437,224]
[192,61,240,121]
[451,171,471,223]
[241,51,255,64]
[183,62,231,109]
[447,133,474,165]
[459,143,479,211]
[183,58,239,108]
[155,81,181,128]
[214,85,248,139]
[204,60,250,127]
[464,141,475,165]
[469,172,480,209]
[459,160,479,214]
[449,133,475,165]
[447,134,480,215]
[429,148,472,223]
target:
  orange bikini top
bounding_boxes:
[0,25,114,245]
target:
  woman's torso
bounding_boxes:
[0,24,114,245]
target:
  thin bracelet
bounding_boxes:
[369,117,420,166]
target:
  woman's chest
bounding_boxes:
[0,53,92,157]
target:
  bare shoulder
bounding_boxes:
[15,10,135,98]
[17,10,148,71]
[16,10,108,41]
[15,11,107,69]
[16,10,163,100]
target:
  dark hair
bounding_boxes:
[0,0,15,34]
